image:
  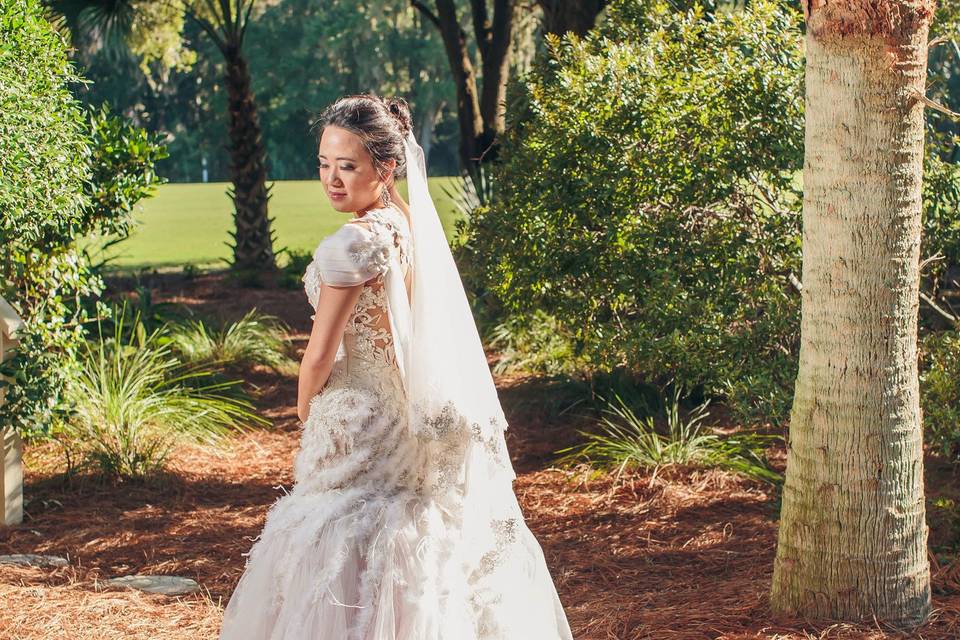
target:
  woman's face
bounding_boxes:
[318,125,387,214]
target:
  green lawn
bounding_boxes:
[91,177,466,271]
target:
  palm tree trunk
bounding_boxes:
[223,44,275,272]
[770,0,935,625]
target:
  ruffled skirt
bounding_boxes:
[218,364,573,640]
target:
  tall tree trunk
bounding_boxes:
[770,0,936,625]
[223,43,275,272]
[476,0,514,164]
[413,0,516,174]
[433,0,485,172]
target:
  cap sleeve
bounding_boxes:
[312,220,392,287]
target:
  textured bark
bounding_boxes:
[477,0,513,161]
[434,0,485,171]
[223,45,275,272]
[770,0,934,626]
[414,0,516,173]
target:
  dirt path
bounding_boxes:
[1,273,959,639]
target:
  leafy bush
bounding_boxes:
[61,314,267,479]
[83,103,170,240]
[98,286,191,340]
[920,329,960,461]
[1,0,96,438]
[929,497,960,553]
[166,309,296,373]
[487,309,589,376]
[458,0,805,426]
[920,154,960,313]
[557,386,781,483]
[0,0,167,438]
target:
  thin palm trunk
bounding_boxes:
[770,0,936,625]
[223,44,275,271]
[55,0,278,273]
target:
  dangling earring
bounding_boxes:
[380,184,392,208]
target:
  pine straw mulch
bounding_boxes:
[2,271,960,639]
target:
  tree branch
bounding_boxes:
[238,0,256,42]
[471,0,491,59]
[920,290,959,328]
[185,7,228,54]
[411,0,441,28]
[219,0,232,34]
[788,272,802,294]
[913,87,960,120]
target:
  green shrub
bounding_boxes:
[920,330,960,461]
[920,154,960,314]
[278,248,315,290]
[929,497,960,553]
[1,0,95,438]
[102,286,191,338]
[61,313,267,479]
[0,0,167,438]
[487,309,589,376]
[83,103,170,240]
[458,0,805,426]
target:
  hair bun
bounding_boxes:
[385,97,413,137]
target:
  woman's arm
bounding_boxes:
[297,281,365,422]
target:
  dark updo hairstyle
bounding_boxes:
[311,94,413,181]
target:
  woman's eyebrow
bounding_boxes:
[317,153,356,161]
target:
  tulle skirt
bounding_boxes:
[218,361,573,640]
[217,485,572,639]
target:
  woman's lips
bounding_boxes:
[330,192,346,201]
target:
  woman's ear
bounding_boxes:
[382,158,398,185]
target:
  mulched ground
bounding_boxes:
[2,271,959,639]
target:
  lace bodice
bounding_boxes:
[303,205,412,386]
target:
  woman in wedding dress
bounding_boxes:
[218,94,574,640]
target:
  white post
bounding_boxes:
[0,295,24,526]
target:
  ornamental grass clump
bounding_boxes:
[63,313,268,479]
[166,308,296,374]
[557,386,781,484]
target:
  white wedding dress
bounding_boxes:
[219,205,574,640]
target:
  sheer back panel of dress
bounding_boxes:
[343,208,411,370]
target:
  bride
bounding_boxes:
[218,94,574,640]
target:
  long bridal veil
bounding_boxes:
[384,130,573,638]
